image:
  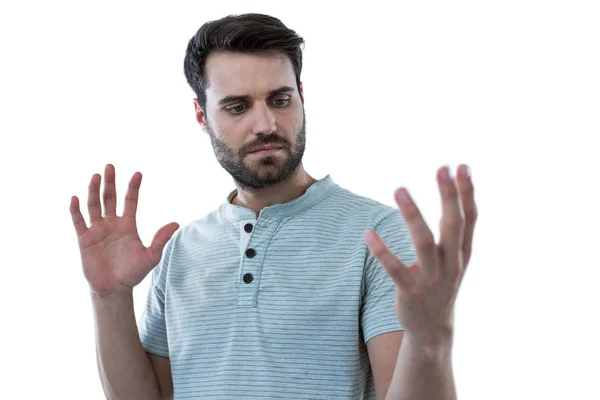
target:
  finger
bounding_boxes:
[103,164,117,217]
[87,173,103,223]
[147,222,180,265]
[123,172,142,219]
[365,230,411,287]
[438,166,465,276]
[70,195,88,237]
[456,164,477,266]
[394,188,437,274]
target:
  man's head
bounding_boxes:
[183,14,307,191]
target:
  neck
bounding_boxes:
[230,165,317,216]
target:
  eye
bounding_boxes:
[272,98,290,107]
[227,104,246,114]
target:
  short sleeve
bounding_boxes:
[137,236,175,357]
[361,209,417,344]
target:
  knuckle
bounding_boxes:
[465,210,477,223]
[442,217,462,231]
[398,285,418,301]
[430,269,444,288]
[463,206,478,224]
[371,246,382,257]
[373,244,387,258]
[447,181,459,193]
[461,180,474,193]
[103,191,115,201]
[404,205,420,220]
[415,235,436,252]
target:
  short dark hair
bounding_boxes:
[183,13,305,111]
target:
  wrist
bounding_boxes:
[403,329,454,358]
[90,286,134,302]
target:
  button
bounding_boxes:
[244,223,253,233]
[246,248,256,258]
[243,273,253,284]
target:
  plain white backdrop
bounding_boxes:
[1,0,598,399]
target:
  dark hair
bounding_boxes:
[183,13,305,111]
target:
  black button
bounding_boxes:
[244,223,253,233]
[246,248,256,258]
[243,273,253,284]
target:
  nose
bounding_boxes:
[251,103,277,135]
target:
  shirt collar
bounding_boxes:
[220,174,337,221]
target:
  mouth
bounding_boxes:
[248,146,283,155]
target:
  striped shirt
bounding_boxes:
[138,174,417,399]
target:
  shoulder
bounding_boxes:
[170,207,224,246]
[321,184,403,230]
[326,185,415,264]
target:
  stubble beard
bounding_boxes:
[207,110,307,191]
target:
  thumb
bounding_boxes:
[147,222,180,264]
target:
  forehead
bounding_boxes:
[204,51,296,102]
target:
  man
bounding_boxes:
[70,13,477,400]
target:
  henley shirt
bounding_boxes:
[138,174,417,399]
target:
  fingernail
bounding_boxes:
[462,164,471,179]
[441,168,451,182]
[365,231,377,245]
[396,189,412,205]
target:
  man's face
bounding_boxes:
[195,51,306,190]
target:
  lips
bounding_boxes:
[249,145,283,153]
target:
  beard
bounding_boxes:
[207,109,307,191]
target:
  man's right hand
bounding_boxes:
[70,164,179,297]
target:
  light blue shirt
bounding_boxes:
[138,174,417,399]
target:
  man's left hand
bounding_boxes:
[365,164,478,347]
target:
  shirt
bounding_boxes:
[138,174,417,399]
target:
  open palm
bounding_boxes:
[70,164,179,296]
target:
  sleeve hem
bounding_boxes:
[364,326,405,344]
[141,343,169,358]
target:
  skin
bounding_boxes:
[194,50,479,399]
[365,165,477,400]
[366,165,477,348]
[70,46,477,400]
[193,50,317,216]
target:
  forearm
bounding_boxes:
[385,333,457,400]
[92,290,162,400]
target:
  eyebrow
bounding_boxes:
[217,85,296,106]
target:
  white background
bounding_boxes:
[1,0,598,399]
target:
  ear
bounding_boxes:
[299,82,304,105]
[193,99,208,133]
